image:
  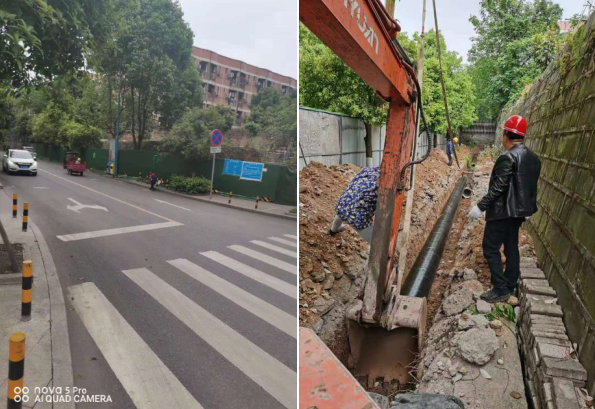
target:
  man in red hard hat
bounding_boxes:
[468,115,541,303]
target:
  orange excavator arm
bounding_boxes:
[300,0,418,322]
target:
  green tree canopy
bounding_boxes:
[244,87,297,150]
[0,0,113,89]
[468,0,563,120]
[160,105,234,160]
[299,23,477,137]
[299,23,387,126]
[419,30,477,135]
[97,0,202,149]
[28,77,103,149]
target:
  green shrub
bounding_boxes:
[169,175,211,194]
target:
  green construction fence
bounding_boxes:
[31,143,297,205]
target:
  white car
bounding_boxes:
[3,149,38,176]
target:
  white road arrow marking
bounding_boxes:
[66,198,108,213]
[154,199,190,211]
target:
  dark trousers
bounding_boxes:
[482,218,524,294]
[447,153,453,166]
[150,180,156,191]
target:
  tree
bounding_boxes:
[0,0,113,89]
[28,77,105,149]
[98,0,202,150]
[160,105,234,160]
[299,23,476,144]
[419,30,477,135]
[299,23,388,161]
[244,87,297,150]
[61,121,103,149]
[468,0,563,119]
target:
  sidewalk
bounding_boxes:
[0,192,74,408]
[92,169,297,220]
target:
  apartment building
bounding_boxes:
[192,46,297,126]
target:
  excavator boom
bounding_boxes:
[300,0,417,321]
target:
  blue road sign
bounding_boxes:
[211,129,223,146]
[240,162,264,182]
[223,159,243,176]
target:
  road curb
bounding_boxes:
[29,220,75,409]
[0,272,20,285]
[92,170,297,221]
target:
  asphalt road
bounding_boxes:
[0,160,297,409]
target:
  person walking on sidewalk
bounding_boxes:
[149,172,158,191]
[468,115,541,303]
[446,138,454,166]
[329,166,380,236]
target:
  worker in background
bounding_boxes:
[329,166,380,236]
[445,137,454,166]
[468,115,541,303]
[149,172,157,191]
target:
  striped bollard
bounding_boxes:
[22,203,28,232]
[12,193,17,218]
[7,333,25,409]
[255,196,259,209]
[166,179,169,189]
[21,261,33,321]
[228,192,232,204]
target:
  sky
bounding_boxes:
[176,0,586,78]
[177,0,298,79]
[395,0,587,64]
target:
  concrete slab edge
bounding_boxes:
[0,272,21,285]
[29,220,75,409]
[91,169,297,221]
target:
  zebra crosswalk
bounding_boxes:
[68,233,297,409]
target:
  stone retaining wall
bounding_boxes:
[517,258,592,408]
[498,11,595,394]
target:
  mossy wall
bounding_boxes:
[498,12,595,394]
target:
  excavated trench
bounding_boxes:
[299,147,479,397]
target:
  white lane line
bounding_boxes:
[68,282,203,409]
[67,197,108,213]
[154,199,191,211]
[250,240,297,258]
[168,259,296,338]
[283,234,297,240]
[268,237,296,247]
[33,187,49,189]
[201,251,296,299]
[39,169,179,223]
[57,221,182,242]
[229,245,296,274]
[123,268,296,408]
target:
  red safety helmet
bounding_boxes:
[503,115,527,138]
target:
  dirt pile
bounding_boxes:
[299,162,368,331]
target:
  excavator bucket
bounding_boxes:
[346,296,426,389]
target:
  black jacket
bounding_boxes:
[478,144,541,222]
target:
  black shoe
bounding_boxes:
[328,229,338,236]
[480,289,511,303]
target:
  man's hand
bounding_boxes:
[468,205,483,220]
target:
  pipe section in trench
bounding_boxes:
[401,176,468,298]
